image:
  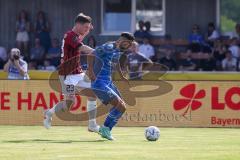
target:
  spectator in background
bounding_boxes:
[30,38,45,64]
[42,60,56,71]
[222,50,237,71]
[86,35,97,48]
[178,49,196,71]
[157,35,175,61]
[34,11,51,52]
[228,23,240,39]
[28,61,37,70]
[0,46,7,69]
[46,38,61,67]
[144,21,153,38]
[229,38,240,59]
[138,37,155,59]
[234,23,240,39]
[159,48,176,71]
[134,20,147,43]
[207,22,220,46]
[16,10,30,59]
[238,59,240,71]
[213,40,227,70]
[3,48,29,80]
[199,54,216,71]
[188,24,204,53]
[126,41,153,80]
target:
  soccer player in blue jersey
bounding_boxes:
[87,32,135,140]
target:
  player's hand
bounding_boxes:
[86,70,96,81]
[83,73,91,82]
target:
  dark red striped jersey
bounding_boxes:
[58,30,83,75]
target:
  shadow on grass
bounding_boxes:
[2,139,107,144]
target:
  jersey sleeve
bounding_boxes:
[93,46,105,56]
[112,52,122,63]
[64,33,83,49]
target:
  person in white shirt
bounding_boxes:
[229,38,240,58]
[3,48,29,80]
[226,23,240,39]
[138,37,155,59]
[207,22,220,41]
[126,41,153,79]
[222,50,237,71]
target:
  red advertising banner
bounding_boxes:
[0,80,239,127]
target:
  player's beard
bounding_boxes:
[119,46,128,52]
[118,40,132,52]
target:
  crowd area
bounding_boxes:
[134,21,240,72]
[1,10,240,80]
[0,10,59,71]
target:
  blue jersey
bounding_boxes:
[91,42,123,105]
[93,42,121,82]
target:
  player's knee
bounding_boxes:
[117,100,126,113]
[65,95,75,110]
[65,100,74,110]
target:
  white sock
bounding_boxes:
[48,105,56,115]
[87,100,97,127]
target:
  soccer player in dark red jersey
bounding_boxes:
[44,13,99,133]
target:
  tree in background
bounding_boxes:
[221,0,240,32]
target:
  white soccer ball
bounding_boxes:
[145,126,160,141]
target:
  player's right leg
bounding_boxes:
[44,74,100,133]
[43,75,75,129]
[74,73,100,133]
[99,97,126,140]
[43,94,75,129]
[76,88,100,133]
[92,82,126,140]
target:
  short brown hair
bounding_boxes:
[120,32,135,41]
[74,13,92,24]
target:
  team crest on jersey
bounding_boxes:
[72,36,79,43]
[104,43,115,52]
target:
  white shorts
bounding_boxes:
[16,31,29,42]
[59,73,91,95]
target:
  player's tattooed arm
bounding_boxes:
[116,60,129,84]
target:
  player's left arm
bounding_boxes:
[79,45,96,81]
[116,55,129,84]
[79,45,94,54]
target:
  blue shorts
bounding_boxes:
[91,80,122,105]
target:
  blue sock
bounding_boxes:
[104,107,123,130]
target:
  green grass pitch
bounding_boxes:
[0,126,239,160]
